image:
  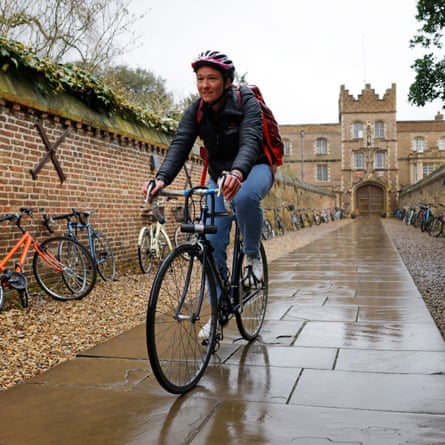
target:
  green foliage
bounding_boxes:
[409,0,445,108]
[103,65,174,116]
[0,37,177,134]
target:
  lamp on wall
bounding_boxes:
[150,154,160,172]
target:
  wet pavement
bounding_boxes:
[0,218,444,445]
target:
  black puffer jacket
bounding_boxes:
[156,85,268,185]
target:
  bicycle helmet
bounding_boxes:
[191,50,235,79]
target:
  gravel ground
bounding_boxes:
[0,218,443,391]
[381,218,445,340]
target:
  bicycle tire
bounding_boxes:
[429,217,443,237]
[262,219,274,240]
[0,286,5,311]
[33,236,96,301]
[146,243,217,394]
[235,242,268,341]
[92,231,116,281]
[138,227,153,274]
[19,288,29,308]
[174,225,197,247]
[157,230,172,262]
[291,216,300,231]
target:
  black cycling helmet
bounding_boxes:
[191,50,235,80]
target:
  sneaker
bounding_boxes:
[243,254,263,287]
[198,319,212,341]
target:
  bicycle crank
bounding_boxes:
[2,271,27,290]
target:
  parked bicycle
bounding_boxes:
[418,203,435,233]
[138,194,173,274]
[428,203,445,237]
[311,208,321,225]
[272,206,286,236]
[287,204,301,231]
[44,209,116,281]
[261,217,274,240]
[146,182,268,394]
[0,208,96,310]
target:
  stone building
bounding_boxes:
[280,83,445,216]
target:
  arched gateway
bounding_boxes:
[356,183,385,216]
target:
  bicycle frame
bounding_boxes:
[0,231,64,274]
[66,219,95,259]
[175,187,263,320]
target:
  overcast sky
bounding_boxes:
[121,0,444,125]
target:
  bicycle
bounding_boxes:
[261,217,274,240]
[287,204,301,231]
[44,209,116,281]
[0,208,96,310]
[146,182,269,394]
[428,203,445,237]
[272,206,286,236]
[172,204,199,248]
[138,195,173,274]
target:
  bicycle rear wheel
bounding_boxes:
[235,242,268,341]
[92,231,116,281]
[146,243,217,394]
[33,236,96,301]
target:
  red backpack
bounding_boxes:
[197,84,284,184]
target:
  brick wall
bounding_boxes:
[399,166,445,217]
[0,90,203,274]
[0,69,342,281]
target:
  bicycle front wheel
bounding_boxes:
[146,243,217,394]
[138,227,153,274]
[0,286,5,311]
[33,236,96,301]
[235,242,268,341]
[262,219,274,240]
[92,231,116,281]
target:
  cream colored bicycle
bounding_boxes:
[137,196,173,274]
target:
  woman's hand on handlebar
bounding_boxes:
[141,178,165,204]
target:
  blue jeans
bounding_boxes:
[207,164,273,283]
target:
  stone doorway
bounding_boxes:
[356,184,384,215]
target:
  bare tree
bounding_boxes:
[0,0,144,71]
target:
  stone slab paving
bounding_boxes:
[0,218,444,445]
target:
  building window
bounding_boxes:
[375,121,385,138]
[353,122,364,139]
[439,137,445,151]
[353,152,364,169]
[423,163,436,176]
[316,164,328,181]
[283,139,291,156]
[413,137,425,152]
[316,138,327,154]
[375,152,385,169]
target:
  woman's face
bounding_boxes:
[196,65,229,104]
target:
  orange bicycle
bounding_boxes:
[0,208,96,310]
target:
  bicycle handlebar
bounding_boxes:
[43,208,95,233]
[0,208,33,230]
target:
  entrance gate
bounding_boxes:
[356,184,384,216]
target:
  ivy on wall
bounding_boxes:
[0,38,177,135]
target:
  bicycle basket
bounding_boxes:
[172,206,185,222]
